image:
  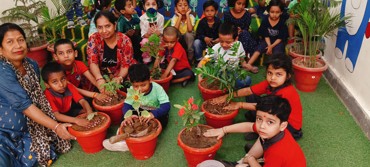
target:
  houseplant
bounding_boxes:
[141,33,172,92]
[175,97,222,167]
[118,88,162,160]
[92,75,126,125]
[287,0,349,92]
[68,112,111,153]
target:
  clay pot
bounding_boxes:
[118,118,162,160]
[92,91,126,125]
[292,57,328,92]
[68,112,111,153]
[152,71,173,93]
[201,100,239,128]
[197,80,226,101]
[177,124,222,167]
[27,43,49,68]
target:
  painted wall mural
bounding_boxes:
[335,0,370,73]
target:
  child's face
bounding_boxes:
[122,0,136,15]
[255,110,287,139]
[266,65,289,88]
[233,0,246,13]
[162,35,178,50]
[218,34,236,50]
[144,0,158,10]
[204,5,217,21]
[54,44,77,66]
[268,6,282,21]
[45,71,68,94]
[132,80,151,94]
[175,0,189,15]
[96,16,117,39]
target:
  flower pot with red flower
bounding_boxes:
[68,112,111,153]
[93,75,126,125]
[175,97,222,167]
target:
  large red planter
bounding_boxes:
[201,101,239,128]
[292,57,328,92]
[27,43,49,68]
[68,112,111,153]
[119,119,162,160]
[198,80,226,101]
[177,125,222,167]
[92,91,126,125]
[152,72,173,93]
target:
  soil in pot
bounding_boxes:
[71,114,108,131]
[94,94,125,106]
[203,100,234,115]
[200,80,222,90]
[120,118,159,138]
[180,126,218,148]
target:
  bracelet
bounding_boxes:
[96,78,104,82]
[93,92,98,98]
[53,123,61,133]
[222,127,227,135]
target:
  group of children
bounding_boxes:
[44,0,307,166]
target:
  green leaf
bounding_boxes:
[174,104,184,109]
[141,110,150,118]
[124,110,133,119]
[132,102,140,111]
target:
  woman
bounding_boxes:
[87,10,137,91]
[0,23,75,167]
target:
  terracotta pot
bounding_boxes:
[119,119,162,160]
[27,43,49,68]
[177,124,222,167]
[197,80,226,101]
[292,57,328,92]
[201,101,239,128]
[68,112,111,153]
[288,49,322,59]
[92,91,126,125]
[152,71,173,93]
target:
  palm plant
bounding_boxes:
[288,0,349,68]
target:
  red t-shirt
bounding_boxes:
[65,60,91,90]
[160,42,191,71]
[251,80,302,130]
[262,129,306,167]
[44,83,84,113]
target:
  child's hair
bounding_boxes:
[203,0,219,11]
[175,0,189,6]
[128,64,150,82]
[265,53,293,86]
[54,38,75,53]
[138,0,164,11]
[0,23,26,48]
[91,0,112,17]
[219,22,238,39]
[267,0,285,12]
[163,26,181,38]
[256,95,291,122]
[114,0,129,12]
[41,62,66,83]
[94,10,117,26]
[227,0,247,8]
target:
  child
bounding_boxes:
[103,64,170,151]
[53,39,110,102]
[210,54,303,140]
[82,0,95,23]
[193,0,221,64]
[115,0,143,63]
[159,26,194,87]
[200,95,306,167]
[224,0,257,58]
[197,22,251,89]
[139,0,164,64]
[41,62,94,127]
[245,0,288,73]
[88,0,113,36]
[171,0,195,63]
[65,0,88,29]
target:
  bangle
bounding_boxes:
[222,127,227,135]
[93,92,98,98]
[53,123,61,133]
[96,78,104,82]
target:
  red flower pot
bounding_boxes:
[292,57,328,92]
[201,101,239,128]
[27,43,49,68]
[92,91,126,125]
[177,125,222,167]
[119,119,162,160]
[68,112,111,153]
[198,80,226,101]
[152,72,173,93]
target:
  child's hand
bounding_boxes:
[266,45,273,55]
[212,38,219,45]
[237,27,242,35]
[186,8,191,16]
[203,128,225,140]
[122,115,139,126]
[95,93,111,103]
[139,113,154,124]
[224,102,241,110]
[210,95,228,104]
[204,37,213,47]
[175,9,182,18]
[126,29,135,37]
[75,118,90,127]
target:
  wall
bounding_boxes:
[324,0,370,138]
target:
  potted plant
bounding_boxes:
[287,0,349,92]
[141,33,173,92]
[116,88,162,160]
[92,75,126,125]
[175,97,222,167]
[68,112,111,153]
